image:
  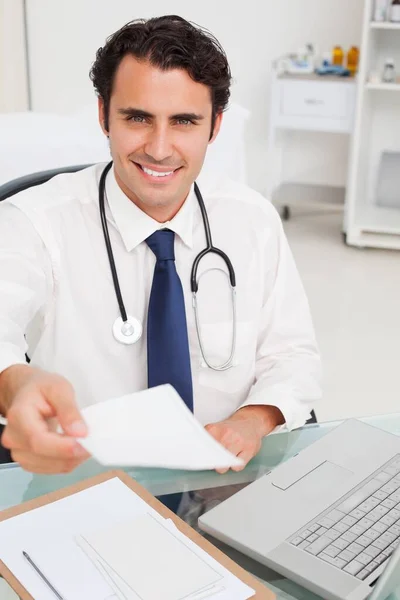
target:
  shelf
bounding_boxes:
[366,82,400,91]
[345,2,400,250]
[277,73,356,84]
[370,21,400,30]
[355,205,400,234]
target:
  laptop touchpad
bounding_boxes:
[272,461,354,492]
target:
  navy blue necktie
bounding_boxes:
[146,229,194,412]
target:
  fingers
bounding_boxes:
[11,449,88,474]
[206,422,245,474]
[4,428,88,460]
[231,450,254,472]
[4,408,90,474]
[206,422,243,453]
[216,467,230,475]
[215,434,243,474]
[3,400,86,460]
[205,420,262,474]
[1,373,90,475]
[42,377,87,437]
[217,448,255,474]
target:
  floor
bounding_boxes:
[283,207,400,423]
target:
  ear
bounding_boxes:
[209,112,223,145]
[98,98,109,136]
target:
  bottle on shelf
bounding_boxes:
[390,0,400,21]
[374,0,389,21]
[321,51,332,67]
[332,46,344,66]
[347,46,360,76]
[382,58,396,83]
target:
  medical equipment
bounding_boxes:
[99,161,237,371]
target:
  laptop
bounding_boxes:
[199,419,400,600]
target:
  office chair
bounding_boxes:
[307,410,317,424]
[0,165,91,463]
[0,164,317,463]
[0,164,92,202]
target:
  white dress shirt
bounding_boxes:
[0,163,321,430]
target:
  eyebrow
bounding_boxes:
[117,107,205,121]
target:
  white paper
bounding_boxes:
[22,539,118,600]
[78,515,254,600]
[78,384,243,470]
[0,478,162,600]
[0,477,253,600]
[77,522,234,600]
[89,556,129,600]
[81,513,222,600]
[76,535,140,600]
[159,519,255,600]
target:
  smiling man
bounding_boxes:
[0,16,321,491]
[104,56,215,223]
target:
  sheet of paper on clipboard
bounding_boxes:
[0,476,256,600]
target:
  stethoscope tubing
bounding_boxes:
[99,161,237,370]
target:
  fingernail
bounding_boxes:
[74,443,88,458]
[68,421,87,437]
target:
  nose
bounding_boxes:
[144,123,174,163]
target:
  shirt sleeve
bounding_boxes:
[0,202,51,375]
[240,207,322,431]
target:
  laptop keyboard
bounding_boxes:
[289,454,400,581]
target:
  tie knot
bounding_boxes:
[146,229,175,261]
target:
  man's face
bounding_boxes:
[99,55,222,219]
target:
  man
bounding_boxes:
[0,15,321,477]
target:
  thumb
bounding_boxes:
[43,376,87,437]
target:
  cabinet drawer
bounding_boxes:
[280,81,349,120]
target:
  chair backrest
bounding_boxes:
[0,164,92,202]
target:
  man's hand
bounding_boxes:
[0,365,90,474]
[205,405,284,474]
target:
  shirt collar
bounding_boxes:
[105,166,195,252]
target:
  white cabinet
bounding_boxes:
[276,78,356,130]
[267,73,357,216]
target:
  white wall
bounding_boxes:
[25,0,365,192]
[0,0,28,112]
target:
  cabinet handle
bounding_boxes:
[304,98,324,105]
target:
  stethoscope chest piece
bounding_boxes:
[113,315,143,345]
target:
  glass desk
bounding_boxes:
[1,413,400,600]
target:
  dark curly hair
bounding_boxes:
[90,15,232,136]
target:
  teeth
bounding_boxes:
[142,166,174,177]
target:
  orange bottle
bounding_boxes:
[347,46,360,76]
[332,46,344,67]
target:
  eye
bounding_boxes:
[129,115,146,123]
[176,118,192,126]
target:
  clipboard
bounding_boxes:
[0,470,274,600]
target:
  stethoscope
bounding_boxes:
[99,161,237,371]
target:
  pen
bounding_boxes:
[22,550,65,600]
